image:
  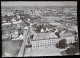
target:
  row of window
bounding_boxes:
[32,43,55,48]
[32,40,59,45]
[32,39,59,43]
[32,42,56,45]
[32,41,58,48]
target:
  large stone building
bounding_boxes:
[60,32,75,44]
[31,30,75,49]
[31,32,59,49]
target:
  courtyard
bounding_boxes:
[24,46,67,56]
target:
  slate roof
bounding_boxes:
[33,33,58,40]
[60,33,74,38]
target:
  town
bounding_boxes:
[2,2,79,57]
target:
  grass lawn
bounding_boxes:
[24,46,66,56]
[2,40,23,57]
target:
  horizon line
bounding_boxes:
[1,1,77,7]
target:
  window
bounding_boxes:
[50,41,51,43]
[50,43,51,46]
[36,45,37,47]
[51,41,53,43]
[33,46,35,48]
[41,43,42,47]
[32,43,34,45]
[41,45,42,47]
[43,45,44,47]
[48,43,49,46]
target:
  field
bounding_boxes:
[24,46,67,56]
[2,40,23,57]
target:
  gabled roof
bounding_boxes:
[33,33,58,40]
[23,26,29,29]
[2,23,11,26]
[11,17,16,22]
[60,33,73,38]
[12,21,22,24]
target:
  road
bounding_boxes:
[17,26,30,57]
[17,41,25,57]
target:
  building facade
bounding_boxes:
[31,33,59,49]
[31,38,61,49]
[31,32,75,49]
[60,33,75,44]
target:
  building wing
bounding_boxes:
[60,33,73,38]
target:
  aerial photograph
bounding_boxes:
[1,1,79,57]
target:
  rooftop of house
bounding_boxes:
[23,26,29,30]
[2,22,11,26]
[13,20,23,24]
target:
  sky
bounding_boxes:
[1,1,77,7]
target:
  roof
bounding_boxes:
[11,17,16,22]
[14,31,18,34]
[33,33,58,40]
[71,25,78,31]
[35,21,50,26]
[13,20,23,24]
[2,35,10,39]
[50,22,67,28]
[18,34,24,40]
[23,26,29,29]
[2,23,11,26]
[60,33,74,38]
[2,21,23,25]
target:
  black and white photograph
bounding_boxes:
[1,1,79,57]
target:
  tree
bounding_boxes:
[56,39,67,49]
[18,28,22,37]
[55,32,60,38]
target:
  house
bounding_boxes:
[16,34,24,40]
[2,17,7,23]
[2,34,10,40]
[30,23,33,27]
[60,30,66,35]
[54,29,58,33]
[71,25,78,32]
[11,17,16,22]
[12,20,23,24]
[40,28,44,32]
[17,24,21,28]
[27,18,30,22]
[23,26,29,30]
[45,28,49,32]
[12,31,18,38]
[2,22,11,26]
